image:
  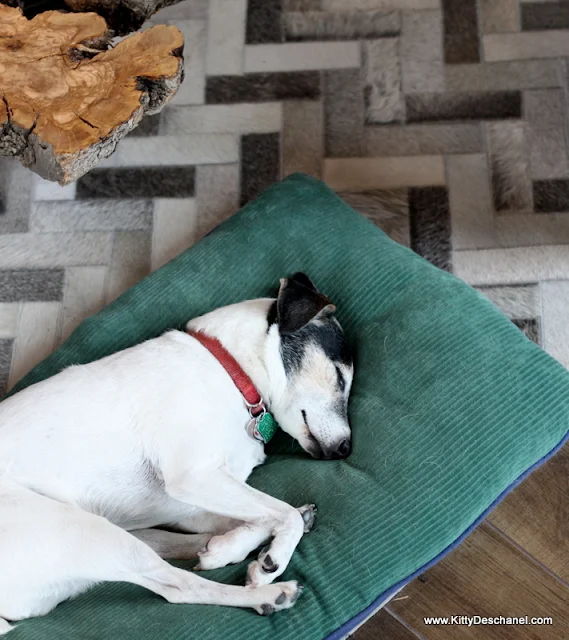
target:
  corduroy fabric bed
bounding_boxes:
[6,173,569,640]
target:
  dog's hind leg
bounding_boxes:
[68,520,302,615]
[0,484,301,624]
[130,529,212,560]
[130,560,302,614]
[80,523,302,615]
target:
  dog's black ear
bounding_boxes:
[276,275,336,334]
[288,272,319,293]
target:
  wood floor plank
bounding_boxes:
[352,608,422,640]
[488,443,569,582]
[388,524,569,639]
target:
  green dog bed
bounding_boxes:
[6,174,569,640]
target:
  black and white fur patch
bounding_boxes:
[267,273,353,375]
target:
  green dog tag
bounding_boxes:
[256,412,279,444]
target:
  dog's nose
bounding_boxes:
[331,438,351,459]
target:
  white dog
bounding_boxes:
[0,273,353,634]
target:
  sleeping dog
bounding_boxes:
[0,273,353,633]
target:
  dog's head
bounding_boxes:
[267,273,353,459]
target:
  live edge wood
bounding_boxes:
[63,0,185,36]
[0,5,184,184]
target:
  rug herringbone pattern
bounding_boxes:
[4,0,569,391]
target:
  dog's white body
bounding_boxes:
[0,278,353,633]
[0,320,266,531]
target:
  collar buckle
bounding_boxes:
[245,398,266,419]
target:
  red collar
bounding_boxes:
[186,329,266,417]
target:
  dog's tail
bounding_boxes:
[0,618,13,635]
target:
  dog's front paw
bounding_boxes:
[246,550,283,587]
[246,559,268,587]
[298,504,317,533]
[253,581,303,615]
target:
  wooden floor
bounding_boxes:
[353,445,569,639]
